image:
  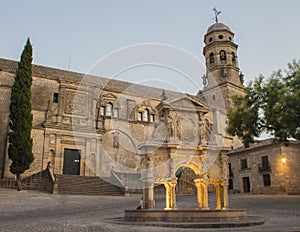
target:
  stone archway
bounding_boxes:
[176,166,197,194]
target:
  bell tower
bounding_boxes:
[198,17,245,111]
[197,11,245,149]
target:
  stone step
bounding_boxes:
[56,175,124,196]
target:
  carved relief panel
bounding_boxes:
[64,90,87,116]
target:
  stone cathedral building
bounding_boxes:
[1,21,299,197]
[0,21,248,195]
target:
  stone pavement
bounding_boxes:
[0,188,299,232]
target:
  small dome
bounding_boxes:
[207,23,231,33]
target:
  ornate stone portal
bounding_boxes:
[137,95,229,210]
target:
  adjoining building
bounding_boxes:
[228,139,300,195]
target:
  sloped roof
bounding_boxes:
[0,58,185,101]
[228,138,300,155]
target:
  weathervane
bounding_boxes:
[213,7,221,23]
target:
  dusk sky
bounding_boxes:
[1,0,300,94]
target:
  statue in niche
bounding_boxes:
[168,117,174,138]
[200,118,211,144]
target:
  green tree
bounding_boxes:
[8,38,34,191]
[227,60,300,144]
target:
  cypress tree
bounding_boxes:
[8,38,34,191]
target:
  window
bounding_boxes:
[259,155,271,172]
[218,35,224,39]
[263,174,271,186]
[261,156,269,169]
[240,158,248,170]
[209,53,214,63]
[212,95,216,101]
[228,163,233,177]
[228,179,233,190]
[113,108,119,118]
[209,37,213,42]
[220,50,226,60]
[106,103,113,116]
[143,109,149,122]
[100,106,105,116]
[138,112,142,121]
[53,93,59,103]
[150,114,155,123]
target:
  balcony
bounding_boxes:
[258,163,271,172]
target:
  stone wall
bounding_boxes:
[0,71,14,177]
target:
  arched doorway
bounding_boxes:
[176,166,196,194]
[175,166,198,209]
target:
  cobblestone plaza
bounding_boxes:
[0,189,299,232]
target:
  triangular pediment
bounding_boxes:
[168,94,208,110]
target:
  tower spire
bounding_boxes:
[213,7,221,23]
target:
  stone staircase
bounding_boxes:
[56,175,124,196]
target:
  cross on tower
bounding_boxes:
[213,7,221,23]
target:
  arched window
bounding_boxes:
[209,53,214,63]
[220,50,226,61]
[100,106,105,116]
[106,102,113,116]
[143,109,149,122]
[138,112,142,121]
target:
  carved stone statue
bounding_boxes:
[200,118,211,144]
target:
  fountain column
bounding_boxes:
[202,178,209,209]
[215,182,222,210]
[194,178,203,209]
[164,178,178,210]
[222,181,229,209]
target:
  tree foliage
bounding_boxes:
[8,38,34,190]
[227,60,300,144]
